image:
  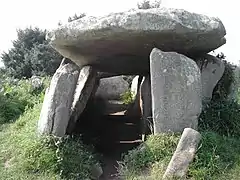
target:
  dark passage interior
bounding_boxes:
[71,97,143,179]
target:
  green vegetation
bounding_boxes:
[0,9,239,179]
[199,100,240,137]
[137,0,162,9]
[120,132,240,179]
[119,53,240,179]
[120,90,135,105]
[0,75,50,125]
[119,134,179,179]
[1,27,62,78]
[68,13,86,22]
[0,77,99,180]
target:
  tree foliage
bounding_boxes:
[137,0,162,9]
[68,13,86,22]
[1,27,62,78]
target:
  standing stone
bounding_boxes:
[195,54,225,103]
[95,76,129,100]
[67,66,97,133]
[150,48,202,134]
[131,75,140,99]
[228,66,240,101]
[38,58,80,137]
[163,128,201,179]
[139,75,153,135]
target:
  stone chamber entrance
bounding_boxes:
[70,95,143,180]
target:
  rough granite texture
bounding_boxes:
[46,8,226,74]
[163,128,201,179]
[67,66,97,133]
[38,59,80,136]
[95,76,129,100]
[131,75,140,100]
[195,54,225,103]
[140,75,153,135]
[150,48,202,133]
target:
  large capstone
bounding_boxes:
[38,58,80,136]
[150,48,202,134]
[47,8,226,74]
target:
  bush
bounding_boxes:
[137,0,162,9]
[0,76,50,125]
[212,54,236,101]
[199,100,240,137]
[189,132,240,179]
[1,27,62,78]
[68,13,86,22]
[0,103,99,180]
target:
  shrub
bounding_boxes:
[189,132,240,179]
[199,100,240,137]
[1,27,62,78]
[68,13,86,22]
[137,0,162,9]
[0,76,50,125]
[212,55,236,101]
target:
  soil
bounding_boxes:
[74,113,142,180]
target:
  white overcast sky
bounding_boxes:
[0,0,239,66]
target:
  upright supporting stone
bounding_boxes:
[38,58,80,137]
[95,76,129,100]
[163,128,201,179]
[139,75,153,137]
[195,54,225,104]
[150,48,202,134]
[67,66,97,133]
[131,75,140,99]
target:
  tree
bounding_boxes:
[68,13,86,22]
[137,0,162,9]
[1,27,62,78]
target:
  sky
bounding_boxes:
[0,0,239,67]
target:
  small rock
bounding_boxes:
[91,163,103,180]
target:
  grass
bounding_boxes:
[0,76,100,180]
[0,103,99,180]
[119,132,240,180]
[0,76,50,125]
[119,134,179,179]
[1,74,240,179]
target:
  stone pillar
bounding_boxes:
[139,75,153,136]
[163,128,201,179]
[195,54,225,104]
[38,58,80,137]
[67,66,97,133]
[150,48,202,134]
